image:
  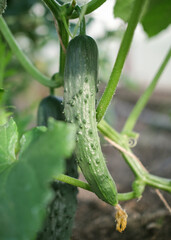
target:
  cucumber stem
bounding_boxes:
[122,47,171,133]
[73,5,87,37]
[71,0,107,18]
[97,120,147,177]
[0,16,58,88]
[144,174,171,193]
[96,0,147,123]
[58,20,69,77]
[97,120,171,193]
[54,174,136,201]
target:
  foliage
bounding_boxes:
[114,0,171,37]
[0,118,76,240]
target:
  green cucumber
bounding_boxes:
[64,35,118,206]
[37,95,64,126]
[37,95,78,240]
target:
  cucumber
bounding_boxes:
[64,35,118,206]
[37,95,78,240]
[37,95,64,126]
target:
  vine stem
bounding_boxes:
[0,16,58,88]
[58,19,69,77]
[42,0,61,20]
[96,0,147,123]
[71,0,106,18]
[98,120,171,193]
[55,174,135,201]
[97,120,146,177]
[73,5,87,37]
[122,47,171,133]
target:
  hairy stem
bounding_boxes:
[56,174,92,192]
[97,120,146,177]
[98,120,171,193]
[0,16,58,87]
[55,174,135,201]
[144,174,171,193]
[122,47,171,132]
[96,0,147,123]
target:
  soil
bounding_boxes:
[71,88,171,240]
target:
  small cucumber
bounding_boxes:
[37,95,64,126]
[64,35,118,206]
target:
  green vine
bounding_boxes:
[122,47,171,133]
[71,0,107,18]
[0,16,60,88]
[96,0,147,123]
[55,174,135,201]
[58,19,69,77]
[97,120,171,193]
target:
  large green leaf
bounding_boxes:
[19,126,46,158]
[0,118,18,173]
[0,118,76,240]
[141,0,171,37]
[114,0,171,37]
[0,162,44,240]
[114,0,135,22]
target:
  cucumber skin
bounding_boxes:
[37,96,78,240]
[64,35,118,206]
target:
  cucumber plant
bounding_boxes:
[0,0,171,239]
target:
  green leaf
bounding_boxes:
[20,118,76,186]
[19,126,47,158]
[0,118,18,173]
[0,118,76,240]
[114,0,135,22]
[141,0,171,37]
[114,0,171,37]
[0,162,44,240]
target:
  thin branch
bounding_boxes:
[122,47,171,132]
[155,189,171,214]
[104,136,147,172]
[54,174,136,201]
[0,16,58,87]
[53,16,66,53]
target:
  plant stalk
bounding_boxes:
[122,47,171,132]
[55,174,135,201]
[58,19,69,77]
[71,0,106,18]
[98,120,171,193]
[0,16,58,87]
[144,174,171,193]
[97,120,147,177]
[96,0,147,123]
